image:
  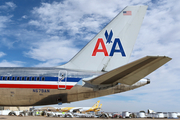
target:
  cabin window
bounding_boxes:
[12,77,15,80]
[17,77,20,80]
[2,77,5,80]
[22,77,25,81]
[37,77,39,81]
[42,77,45,81]
[27,77,29,81]
[32,77,34,81]
[7,77,10,80]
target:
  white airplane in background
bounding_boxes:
[0,6,171,106]
[59,100,102,112]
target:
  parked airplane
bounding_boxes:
[0,6,171,106]
[59,100,101,112]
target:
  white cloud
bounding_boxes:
[0,2,15,33]
[0,38,15,48]
[0,60,24,67]
[25,36,78,66]
[0,52,6,58]
[5,2,16,10]
[0,16,12,31]
[0,2,16,10]
[29,0,150,39]
[22,15,27,19]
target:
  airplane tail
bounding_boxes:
[58,6,148,72]
[92,100,100,108]
[94,104,102,112]
[99,104,102,109]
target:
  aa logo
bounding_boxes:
[92,30,126,56]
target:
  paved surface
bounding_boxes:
[0,116,179,120]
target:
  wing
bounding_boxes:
[86,56,171,85]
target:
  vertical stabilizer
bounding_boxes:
[58,6,148,72]
[92,100,100,108]
[99,104,102,108]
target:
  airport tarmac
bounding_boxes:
[0,116,179,120]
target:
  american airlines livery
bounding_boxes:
[0,6,171,106]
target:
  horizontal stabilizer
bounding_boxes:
[86,56,171,85]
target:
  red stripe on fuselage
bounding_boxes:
[0,84,74,89]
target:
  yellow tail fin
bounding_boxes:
[99,104,102,108]
[92,100,100,108]
[94,104,102,112]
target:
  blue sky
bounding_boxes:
[0,0,180,112]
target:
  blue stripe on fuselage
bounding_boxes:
[0,76,81,82]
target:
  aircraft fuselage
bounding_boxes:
[0,67,149,106]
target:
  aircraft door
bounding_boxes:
[58,70,67,89]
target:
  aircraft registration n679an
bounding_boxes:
[0,6,171,106]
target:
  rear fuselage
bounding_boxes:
[0,67,149,106]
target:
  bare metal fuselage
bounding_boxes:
[0,67,149,106]
[0,82,148,106]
